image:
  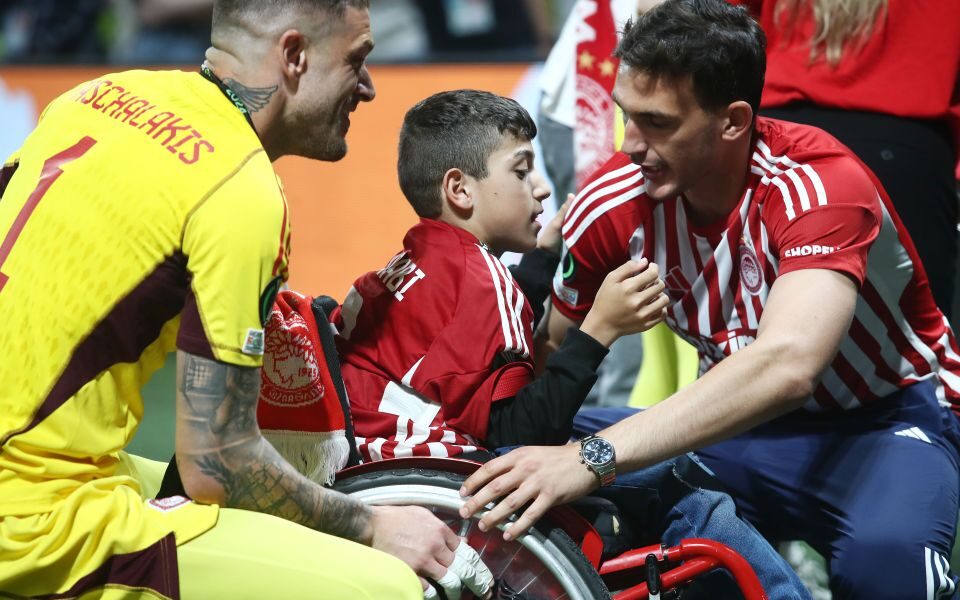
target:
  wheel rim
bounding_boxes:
[347,483,596,600]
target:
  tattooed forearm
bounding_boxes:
[179,352,260,438]
[176,351,372,543]
[223,79,278,113]
[194,447,372,541]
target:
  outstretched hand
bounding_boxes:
[457,444,598,541]
[369,505,494,599]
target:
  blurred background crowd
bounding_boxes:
[0,0,576,65]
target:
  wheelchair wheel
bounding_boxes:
[333,467,611,600]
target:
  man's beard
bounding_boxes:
[292,109,348,162]
[305,125,347,162]
[314,135,347,162]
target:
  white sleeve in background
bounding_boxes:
[613,0,641,28]
[538,0,581,126]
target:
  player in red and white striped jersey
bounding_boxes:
[461,2,960,597]
[557,117,960,414]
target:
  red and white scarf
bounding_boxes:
[257,290,359,485]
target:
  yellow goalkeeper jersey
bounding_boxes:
[0,69,290,598]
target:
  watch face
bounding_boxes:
[582,438,614,465]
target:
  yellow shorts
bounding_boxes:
[0,455,420,600]
[0,453,215,599]
[179,507,421,600]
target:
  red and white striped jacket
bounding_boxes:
[333,219,535,461]
[553,117,960,414]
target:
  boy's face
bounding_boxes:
[468,136,551,255]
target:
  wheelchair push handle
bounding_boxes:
[646,553,662,600]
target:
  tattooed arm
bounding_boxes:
[173,351,467,588]
[174,350,372,540]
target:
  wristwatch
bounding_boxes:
[579,435,616,486]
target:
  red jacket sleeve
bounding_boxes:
[410,246,535,440]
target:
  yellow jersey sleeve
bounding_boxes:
[178,150,290,366]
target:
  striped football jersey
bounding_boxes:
[553,117,960,413]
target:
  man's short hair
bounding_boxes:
[212,0,369,31]
[615,0,766,114]
[398,89,537,218]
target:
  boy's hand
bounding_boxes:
[579,258,669,347]
[536,194,572,256]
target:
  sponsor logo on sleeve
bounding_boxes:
[783,244,838,258]
[242,328,265,356]
[555,282,580,306]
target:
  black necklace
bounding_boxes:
[199,64,257,132]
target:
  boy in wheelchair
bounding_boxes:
[330,89,809,599]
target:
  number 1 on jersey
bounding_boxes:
[0,136,97,294]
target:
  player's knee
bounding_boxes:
[831,536,929,599]
[363,552,421,600]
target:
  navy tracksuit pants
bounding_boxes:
[574,381,960,599]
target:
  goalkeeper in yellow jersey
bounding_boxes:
[0,2,492,598]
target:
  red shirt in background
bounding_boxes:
[729,0,960,177]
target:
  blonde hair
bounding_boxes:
[775,0,888,65]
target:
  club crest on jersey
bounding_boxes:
[738,240,763,296]
[261,309,324,407]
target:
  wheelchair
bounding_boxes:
[332,457,768,600]
[258,293,770,599]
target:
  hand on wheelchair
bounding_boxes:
[458,444,599,541]
[369,505,494,599]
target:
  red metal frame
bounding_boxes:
[335,458,767,600]
[600,539,767,600]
